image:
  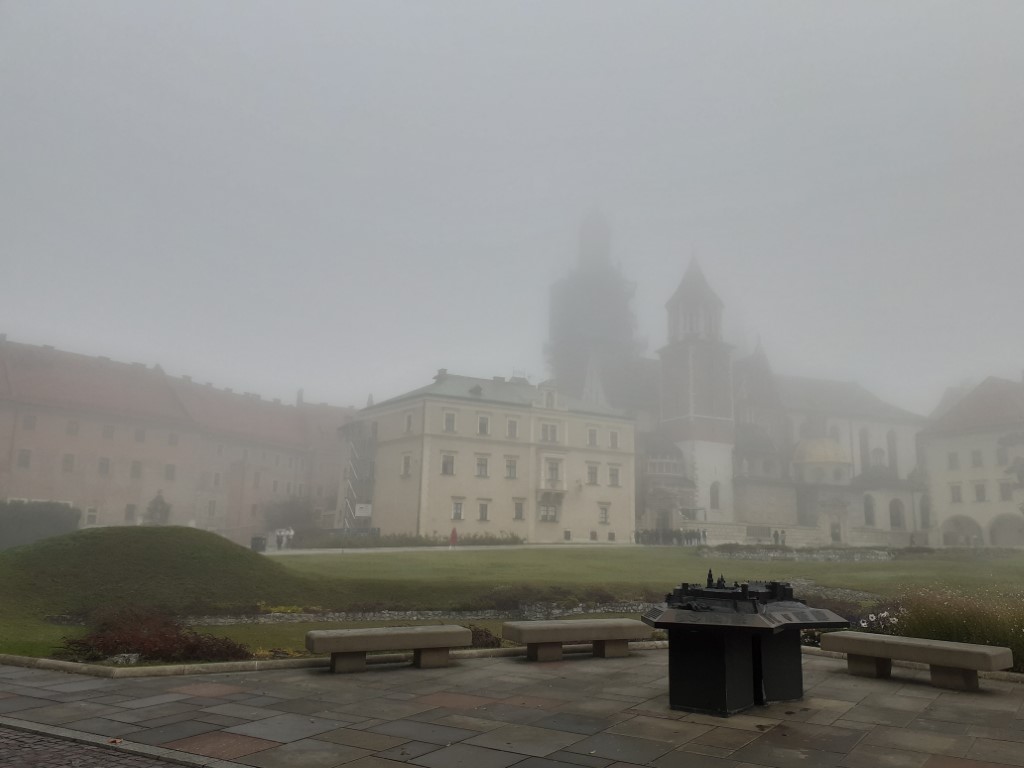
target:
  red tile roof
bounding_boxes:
[922,377,1024,435]
[0,338,353,448]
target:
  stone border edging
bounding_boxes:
[3,643,1021,683]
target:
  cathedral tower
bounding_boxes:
[659,262,735,520]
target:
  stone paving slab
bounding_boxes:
[0,651,1023,766]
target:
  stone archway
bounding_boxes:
[989,514,1024,548]
[941,515,983,547]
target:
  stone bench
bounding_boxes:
[820,630,1013,691]
[502,619,653,662]
[306,625,472,673]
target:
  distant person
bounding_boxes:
[773,530,780,545]
[449,527,458,550]
[780,530,786,546]
[285,527,294,549]
[275,528,285,550]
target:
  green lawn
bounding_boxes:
[3,527,1023,660]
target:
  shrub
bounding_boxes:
[291,530,525,549]
[468,624,502,648]
[871,588,1024,673]
[56,606,251,663]
[0,501,81,551]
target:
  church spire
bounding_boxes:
[666,260,724,343]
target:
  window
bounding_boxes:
[590,530,598,541]
[505,458,517,479]
[608,467,620,487]
[16,449,30,469]
[864,494,876,526]
[889,499,906,530]
[22,414,36,430]
[406,413,413,433]
[539,503,559,522]
[975,483,987,502]
[478,416,490,435]
[610,431,619,449]
[476,457,489,477]
[514,500,525,520]
[608,531,616,542]
[66,420,79,436]
[478,502,489,521]
[124,504,137,523]
[441,454,455,475]
[972,450,983,468]
[130,460,142,479]
[98,457,110,476]
[948,452,959,471]
[588,428,598,447]
[599,505,609,524]
[208,500,216,517]
[951,484,962,503]
[168,432,178,447]
[444,412,456,432]
[998,445,1009,466]
[135,427,146,443]
[709,481,720,509]
[546,460,560,483]
[1000,482,1013,502]
[253,471,261,489]
[564,529,572,541]
[165,464,176,482]
[402,455,412,477]
[507,419,518,439]
[62,453,74,473]
[587,465,598,485]
[452,501,463,520]
[541,423,558,442]
[86,508,97,525]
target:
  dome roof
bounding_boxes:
[791,437,850,465]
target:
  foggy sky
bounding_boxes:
[2,1,1022,415]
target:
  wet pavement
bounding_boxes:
[1,649,1023,767]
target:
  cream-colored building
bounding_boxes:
[921,377,1024,547]
[342,370,635,543]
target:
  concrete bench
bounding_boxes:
[502,619,653,662]
[306,625,472,673]
[820,630,1013,691]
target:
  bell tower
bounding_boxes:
[659,261,735,519]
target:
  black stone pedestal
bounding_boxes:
[667,628,754,716]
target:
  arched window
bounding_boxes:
[864,494,876,527]
[889,499,906,530]
[859,428,870,473]
[710,481,720,510]
[887,430,899,476]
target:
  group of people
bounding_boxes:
[635,528,708,546]
[274,527,294,549]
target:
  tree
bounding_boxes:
[145,492,171,525]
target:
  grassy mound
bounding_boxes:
[0,526,326,619]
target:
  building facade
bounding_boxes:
[920,377,1024,547]
[0,336,353,544]
[341,371,635,543]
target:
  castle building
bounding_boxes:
[919,376,1024,547]
[0,336,353,544]
[340,370,635,543]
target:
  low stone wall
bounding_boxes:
[701,547,895,563]
[186,601,658,627]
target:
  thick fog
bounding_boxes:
[2,1,1022,414]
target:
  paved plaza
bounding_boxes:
[1,650,1023,767]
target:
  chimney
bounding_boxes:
[435,368,448,380]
